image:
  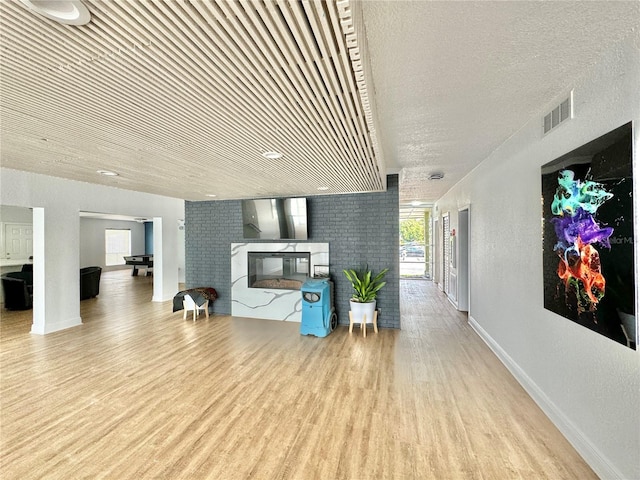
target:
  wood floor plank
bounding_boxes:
[0,271,597,479]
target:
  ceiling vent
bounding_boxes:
[543,91,573,135]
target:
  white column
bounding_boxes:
[31,206,82,334]
[152,216,179,302]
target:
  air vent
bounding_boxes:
[543,91,573,135]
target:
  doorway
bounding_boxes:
[457,208,469,312]
[399,203,433,279]
[0,206,34,310]
[442,212,450,294]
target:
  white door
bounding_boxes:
[457,208,469,312]
[442,213,450,294]
[4,223,33,260]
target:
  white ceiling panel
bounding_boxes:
[0,0,384,200]
[1,1,638,203]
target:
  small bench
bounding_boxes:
[172,287,218,321]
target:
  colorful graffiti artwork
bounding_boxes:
[541,123,635,349]
[550,170,613,313]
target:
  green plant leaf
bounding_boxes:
[343,266,388,303]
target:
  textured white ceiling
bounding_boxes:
[362,0,640,202]
[1,1,638,203]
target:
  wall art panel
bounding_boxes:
[541,122,635,349]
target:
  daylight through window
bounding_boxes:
[105,229,131,266]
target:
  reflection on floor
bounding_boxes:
[0,271,595,479]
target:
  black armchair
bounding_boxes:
[2,275,33,310]
[80,266,102,300]
[4,271,33,284]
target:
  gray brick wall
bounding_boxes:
[185,200,242,313]
[185,174,400,328]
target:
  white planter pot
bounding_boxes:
[350,299,376,324]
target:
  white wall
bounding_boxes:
[434,35,639,479]
[79,218,145,270]
[0,205,32,223]
[177,219,185,283]
[0,169,184,334]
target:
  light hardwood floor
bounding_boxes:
[0,270,596,479]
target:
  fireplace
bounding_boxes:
[231,242,329,322]
[248,251,310,290]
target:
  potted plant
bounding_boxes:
[343,266,388,326]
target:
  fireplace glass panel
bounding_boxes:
[248,252,310,290]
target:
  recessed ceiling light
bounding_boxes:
[411,201,422,206]
[97,170,118,176]
[205,194,217,198]
[262,151,283,159]
[428,172,444,180]
[317,186,329,191]
[19,0,91,25]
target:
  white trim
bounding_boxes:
[31,316,82,335]
[457,205,470,313]
[468,315,624,480]
[442,211,450,296]
[446,295,457,309]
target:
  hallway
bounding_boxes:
[397,279,596,477]
[0,272,595,478]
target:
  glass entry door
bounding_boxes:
[399,205,432,279]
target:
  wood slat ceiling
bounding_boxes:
[0,0,385,201]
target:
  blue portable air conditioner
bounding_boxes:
[300,278,337,337]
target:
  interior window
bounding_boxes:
[105,229,131,266]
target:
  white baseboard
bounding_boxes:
[447,295,458,309]
[467,315,623,480]
[31,316,82,335]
